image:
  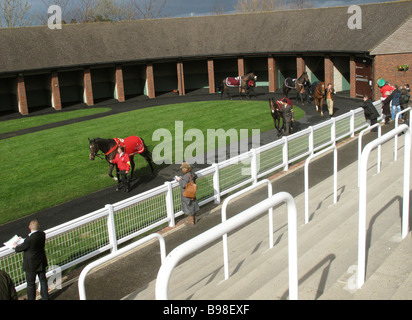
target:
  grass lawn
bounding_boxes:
[0,108,111,134]
[0,100,304,225]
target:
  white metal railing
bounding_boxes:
[78,233,166,300]
[155,192,298,300]
[357,123,382,187]
[394,107,411,161]
[0,101,381,293]
[304,143,337,224]
[221,179,273,280]
[357,124,411,289]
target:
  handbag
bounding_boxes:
[182,173,197,200]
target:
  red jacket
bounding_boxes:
[112,153,130,171]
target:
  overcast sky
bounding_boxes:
[30,0,399,18]
[161,0,398,17]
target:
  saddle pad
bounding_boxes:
[115,136,145,156]
[225,77,241,87]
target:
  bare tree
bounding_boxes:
[235,0,313,13]
[0,0,32,27]
[71,0,97,23]
[120,0,167,20]
[36,0,73,25]
[210,1,226,15]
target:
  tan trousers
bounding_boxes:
[327,99,334,116]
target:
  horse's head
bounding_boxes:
[319,82,325,95]
[269,98,281,114]
[88,138,100,161]
[299,72,309,83]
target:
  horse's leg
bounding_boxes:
[320,98,324,116]
[220,83,224,99]
[108,163,118,181]
[129,156,135,179]
[141,148,155,175]
[114,165,122,190]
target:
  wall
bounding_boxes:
[374,52,412,100]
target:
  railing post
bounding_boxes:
[350,110,355,138]
[282,137,289,171]
[309,126,314,155]
[105,204,118,253]
[357,125,410,289]
[331,117,336,144]
[250,148,258,184]
[213,163,221,205]
[164,182,176,228]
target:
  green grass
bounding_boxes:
[0,100,304,225]
[0,108,112,134]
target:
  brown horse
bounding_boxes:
[313,82,326,116]
[269,98,282,137]
[283,72,310,105]
[89,136,154,182]
[220,73,257,99]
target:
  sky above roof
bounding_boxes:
[30,0,399,19]
[161,0,398,17]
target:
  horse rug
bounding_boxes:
[284,78,297,89]
[225,77,241,87]
[114,136,145,156]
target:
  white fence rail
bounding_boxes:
[0,101,380,293]
[357,124,411,289]
[155,192,299,300]
[78,233,166,300]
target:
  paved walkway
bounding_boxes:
[0,88,371,299]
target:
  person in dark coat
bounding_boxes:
[400,85,410,123]
[361,95,380,131]
[176,162,199,225]
[0,269,18,300]
[13,220,49,300]
[278,98,295,136]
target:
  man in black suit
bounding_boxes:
[13,220,49,300]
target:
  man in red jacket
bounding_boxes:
[110,146,131,193]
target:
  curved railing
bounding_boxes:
[155,192,299,300]
[78,233,166,300]
[357,124,411,289]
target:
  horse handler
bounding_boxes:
[176,162,199,225]
[279,98,295,136]
[110,146,131,193]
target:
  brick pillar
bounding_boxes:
[177,61,185,96]
[145,63,155,99]
[350,56,356,98]
[237,57,245,77]
[268,56,277,92]
[17,75,28,115]
[83,68,94,106]
[297,56,305,78]
[114,66,125,102]
[51,71,62,110]
[324,55,334,86]
[207,59,215,94]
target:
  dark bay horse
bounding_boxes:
[220,73,257,99]
[283,72,310,105]
[313,82,326,116]
[269,98,282,137]
[89,136,154,181]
